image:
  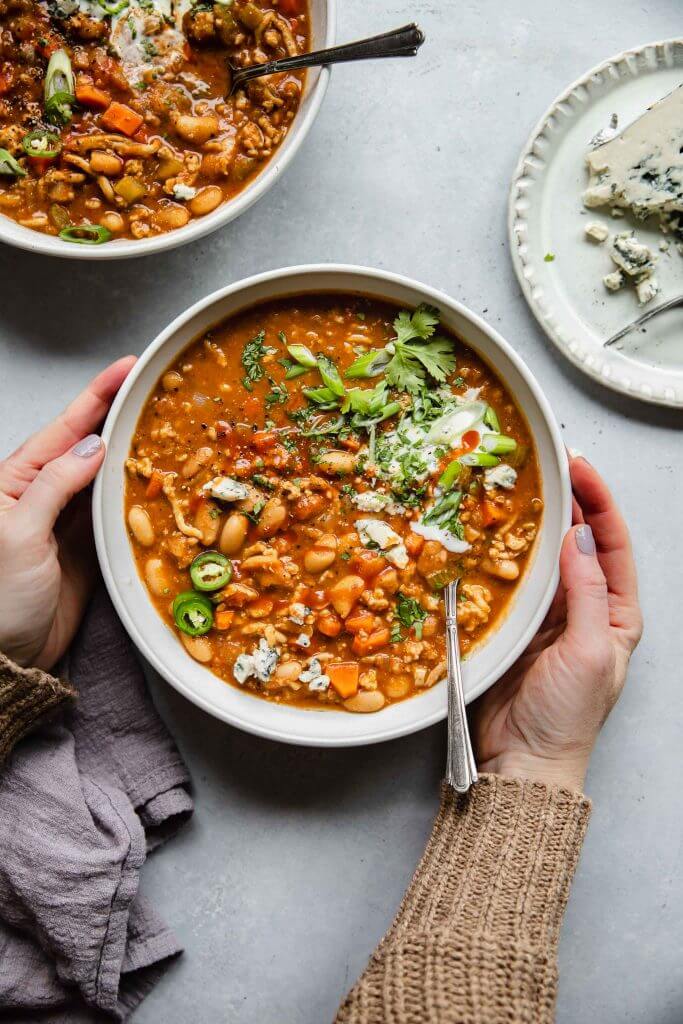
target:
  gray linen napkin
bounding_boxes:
[0,587,193,1021]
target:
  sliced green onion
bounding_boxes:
[303,385,338,407]
[316,354,345,397]
[284,364,308,380]
[286,343,317,368]
[481,434,517,456]
[344,349,390,379]
[173,591,214,636]
[423,490,462,527]
[353,401,401,427]
[22,129,62,160]
[0,148,26,177]
[189,551,232,592]
[44,50,75,125]
[459,452,500,467]
[98,0,129,12]
[300,415,346,437]
[483,405,500,432]
[59,224,112,245]
[438,459,462,490]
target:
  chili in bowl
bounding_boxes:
[0,0,332,258]
[94,265,572,746]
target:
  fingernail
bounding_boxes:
[72,434,103,458]
[575,524,596,555]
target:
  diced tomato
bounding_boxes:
[304,588,330,610]
[278,0,301,14]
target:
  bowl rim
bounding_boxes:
[0,0,335,262]
[93,263,572,746]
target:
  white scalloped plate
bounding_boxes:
[509,39,683,407]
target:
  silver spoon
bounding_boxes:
[444,581,478,793]
[604,293,683,348]
[228,23,425,96]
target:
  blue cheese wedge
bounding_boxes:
[584,85,683,229]
[203,476,248,502]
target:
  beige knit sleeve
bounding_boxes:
[0,653,76,764]
[335,774,591,1024]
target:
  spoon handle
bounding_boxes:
[444,582,478,794]
[231,23,425,91]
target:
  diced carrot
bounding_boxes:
[100,101,144,137]
[340,435,361,452]
[145,470,164,500]
[350,550,385,580]
[481,500,508,528]
[344,611,378,635]
[352,628,391,657]
[316,610,342,637]
[251,430,277,451]
[327,662,359,699]
[404,532,424,557]
[214,609,234,630]
[75,79,111,110]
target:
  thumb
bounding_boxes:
[560,524,610,644]
[18,434,105,536]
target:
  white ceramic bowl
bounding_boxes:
[94,265,572,746]
[0,0,334,261]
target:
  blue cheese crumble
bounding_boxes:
[233,639,279,686]
[483,464,518,491]
[299,657,330,692]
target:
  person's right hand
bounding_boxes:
[0,357,135,671]
[472,456,642,792]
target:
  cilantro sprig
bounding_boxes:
[241,330,274,391]
[393,592,428,641]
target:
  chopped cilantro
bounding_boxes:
[265,377,288,408]
[390,621,404,643]
[395,592,428,640]
[340,550,351,561]
[252,473,275,490]
[241,330,273,391]
[544,252,555,262]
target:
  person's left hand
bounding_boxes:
[0,357,135,671]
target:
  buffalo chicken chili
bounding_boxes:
[0,0,308,242]
[125,296,543,713]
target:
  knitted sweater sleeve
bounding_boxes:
[335,774,591,1024]
[0,653,75,763]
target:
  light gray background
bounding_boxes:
[2,2,682,1022]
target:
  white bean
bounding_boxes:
[128,505,154,547]
[303,534,337,574]
[180,633,213,663]
[219,513,249,555]
[256,496,288,537]
[182,446,214,479]
[316,450,357,476]
[144,557,168,596]
[344,691,386,713]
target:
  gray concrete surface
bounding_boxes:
[1,2,682,1021]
